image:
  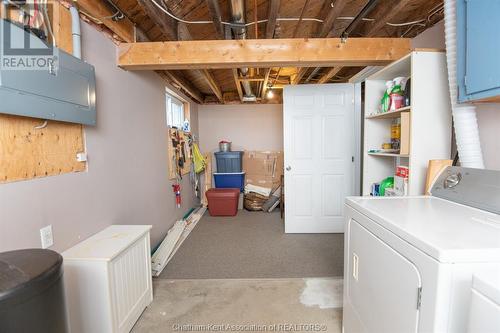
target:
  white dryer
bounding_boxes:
[467,268,500,333]
[343,166,500,333]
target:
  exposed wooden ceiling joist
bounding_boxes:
[136,0,178,41]
[305,67,321,83]
[265,0,281,39]
[365,0,414,37]
[261,68,271,99]
[239,75,266,82]
[118,38,411,70]
[232,69,244,102]
[158,71,204,104]
[75,0,204,102]
[292,67,309,85]
[292,0,311,38]
[318,67,343,84]
[205,0,225,39]
[261,0,281,99]
[200,69,223,102]
[135,0,221,102]
[75,0,136,42]
[317,0,349,38]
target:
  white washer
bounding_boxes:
[343,167,500,333]
[467,268,500,333]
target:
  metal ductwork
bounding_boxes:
[229,0,255,100]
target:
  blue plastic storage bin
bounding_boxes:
[214,172,245,192]
[215,151,244,173]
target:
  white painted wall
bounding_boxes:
[0,21,199,252]
[412,21,500,170]
[198,104,283,153]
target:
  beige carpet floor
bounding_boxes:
[159,210,344,279]
[132,278,343,333]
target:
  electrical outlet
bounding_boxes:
[76,152,87,162]
[40,225,53,249]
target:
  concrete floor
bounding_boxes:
[133,278,343,333]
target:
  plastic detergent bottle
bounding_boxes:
[389,82,404,110]
[380,80,394,113]
[391,118,401,150]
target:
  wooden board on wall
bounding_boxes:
[0,2,86,183]
[167,129,192,180]
[0,115,86,182]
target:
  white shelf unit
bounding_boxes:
[363,51,452,196]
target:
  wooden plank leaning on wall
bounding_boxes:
[0,2,86,183]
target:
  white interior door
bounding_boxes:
[283,84,355,233]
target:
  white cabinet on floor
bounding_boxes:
[63,225,153,333]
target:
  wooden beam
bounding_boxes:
[266,0,281,38]
[292,0,310,38]
[317,67,342,84]
[238,75,266,82]
[365,0,413,37]
[136,0,178,41]
[75,0,203,103]
[158,71,204,104]
[232,69,244,102]
[200,69,223,103]
[118,38,411,70]
[137,0,222,102]
[52,2,73,53]
[309,0,349,83]
[206,0,225,39]
[71,0,202,104]
[75,0,136,42]
[261,68,272,98]
[317,0,349,38]
[292,68,308,85]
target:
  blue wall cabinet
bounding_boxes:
[457,0,500,102]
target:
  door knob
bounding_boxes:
[286,166,292,171]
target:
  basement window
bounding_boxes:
[166,90,190,131]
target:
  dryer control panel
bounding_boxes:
[431,166,500,215]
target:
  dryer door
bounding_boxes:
[346,219,422,333]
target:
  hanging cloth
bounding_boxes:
[192,143,207,174]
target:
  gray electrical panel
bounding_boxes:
[0,20,96,125]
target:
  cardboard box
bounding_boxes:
[243,151,283,190]
[394,176,408,196]
[245,174,281,190]
[400,112,410,155]
[243,151,283,178]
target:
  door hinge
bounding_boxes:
[417,287,422,310]
[464,75,467,87]
[352,156,355,162]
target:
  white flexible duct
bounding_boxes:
[69,6,82,59]
[444,0,484,168]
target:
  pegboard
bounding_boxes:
[167,128,192,180]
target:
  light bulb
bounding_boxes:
[267,89,274,99]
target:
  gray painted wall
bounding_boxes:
[0,21,199,252]
[198,104,283,153]
[412,21,500,170]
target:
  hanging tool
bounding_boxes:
[169,129,183,179]
[172,183,181,208]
